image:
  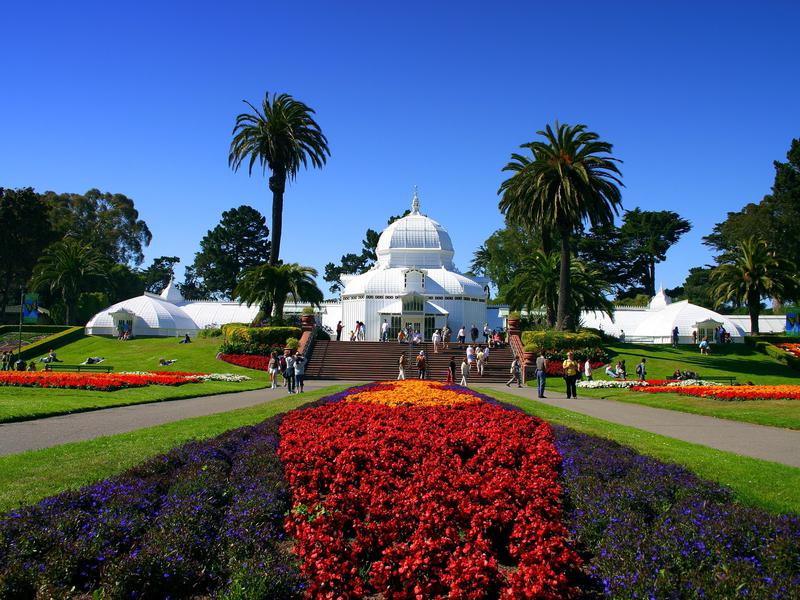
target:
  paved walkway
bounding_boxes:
[479,383,800,468]
[2,380,798,468]
[0,381,361,456]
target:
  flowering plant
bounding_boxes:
[0,371,202,391]
[631,384,800,400]
[219,353,272,371]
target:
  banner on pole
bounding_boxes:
[22,293,39,324]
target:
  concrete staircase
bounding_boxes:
[305,340,516,383]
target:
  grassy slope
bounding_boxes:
[482,388,800,515]
[0,336,270,423]
[0,385,346,513]
[533,343,800,429]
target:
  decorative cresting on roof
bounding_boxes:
[411,186,420,215]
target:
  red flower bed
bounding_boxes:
[631,384,800,401]
[279,385,580,598]
[0,371,202,392]
[218,353,271,371]
[778,343,800,359]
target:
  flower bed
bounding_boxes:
[578,379,722,389]
[0,371,250,391]
[279,381,580,598]
[219,353,271,371]
[778,342,800,359]
[631,384,800,401]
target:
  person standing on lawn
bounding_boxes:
[294,353,306,393]
[1,351,9,371]
[536,351,547,398]
[507,356,522,388]
[636,357,647,381]
[583,359,593,382]
[285,352,296,394]
[562,351,580,399]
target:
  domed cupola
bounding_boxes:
[375,190,455,269]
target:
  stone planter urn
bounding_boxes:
[507,317,521,338]
[300,314,316,331]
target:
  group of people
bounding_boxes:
[336,320,507,347]
[1,350,36,372]
[266,351,307,394]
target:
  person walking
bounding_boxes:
[447,358,456,383]
[562,351,579,399]
[635,357,647,382]
[583,359,593,382]
[476,347,485,376]
[442,324,451,350]
[416,351,427,380]
[285,352,296,394]
[279,353,288,387]
[507,356,522,388]
[294,354,306,393]
[336,321,343,341]
[470,324,479,344]
[268,351,279,389]
[459,359,469,386]
[466,344,475,372]
[381,319,390,342]
[432,329,441,354]
[1,351,9,372]
[398,353,406,380]
[457,326,466,347]
[535,351,547,397]
[483,323,491,344]
[483,344,490,365]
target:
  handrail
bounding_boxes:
[509,333,526,384]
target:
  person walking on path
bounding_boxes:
[636,358,647,382]
[562,351,579,399]
[294,354,306,393]
[336,321,343,341]
[457,326,466,347]
[398,353,406,380]
[583,359,593,382]
[460,359,469,386]
[432,329,441,353]
[447,358,456,383]
[416,351,427,380]
[507,356,522,388]
[470,324,479,344]
[268,351,279,389]
[535,351,547,397]
[285,353,296,394]
[381,319,390,342]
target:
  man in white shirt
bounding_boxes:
[381,320,390,342]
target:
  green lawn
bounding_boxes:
[481,388,800,515]
[0,385,346,513]
[0,336,270,423]
[531,343,800,429]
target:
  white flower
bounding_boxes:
[576,380,644,389]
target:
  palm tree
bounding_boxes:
[711,237,797,334]
[235,263,323,322]
[29,238,107,324]
[229,93,330,265]
[498,122,623,330]
[506,251,613,327]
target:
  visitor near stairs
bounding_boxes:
[536,351,547,397]
[381,319,390,342]
[285,353,296,394]
[416,351,427,379]
[432,329,441,353]
[470,324,479,344]
[562,352,579,399]
[447,358,456,383]
[398,353,406,380]
[459,358,469,386]
[457,326,466,346]
[294,354,306,393]
[507,356,522,388]
[336,321,343,341]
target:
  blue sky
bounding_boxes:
[2,0,798,295]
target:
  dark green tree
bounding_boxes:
[229,92,330,265]
[191,205,271,299]
[29,238,107,324]
[235,263,323,321]
[619,209,691,296]
[141,256,180,294]
[105,263,145,304]
[179,266,211,301]
[667,266,716,309]
[0,188,57,321]
[499,122,623,330]
[43,188,152,265]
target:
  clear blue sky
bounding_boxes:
[2,0,798,295]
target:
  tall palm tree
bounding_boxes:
[506,251,613,327]
[711,237,797,334]
[29,238,107,324]
[498,122,623,330]
[235,262,323,322]
[229,93,330,265]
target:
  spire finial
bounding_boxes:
[411,186,420,214]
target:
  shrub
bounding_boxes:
[301,306,315,315]
[222,326,301,347]
[285,337,299,351]
[315,327,330,341]
[19,327,85,361]
[521,330,602,350]
[198,327,223,339]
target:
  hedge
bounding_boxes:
[521,330,602,350]
[221,325,301,347]
[0,325,73,336]
[17,327,85,360]
[752,339,800,370]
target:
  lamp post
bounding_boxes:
[17,287,24,359]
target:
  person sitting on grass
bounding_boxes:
[39,349,63,363]
[159,358,177,366]
[699,336,711,355]
[82,357,105,365]
[179,334,191,344]
[605,364,619,378]
[27,361,37,371]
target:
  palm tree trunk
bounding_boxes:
[748,290,760,334]
[268,173,286,266]
[541,228,553,256]
[556,231,571,331]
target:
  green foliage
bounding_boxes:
[748,338,800,371]
[498,122,623,330]
[140,256,180,294]
[285,337,299,350]
[235,263,322,320]
[197,327,222,339]
[190,205,270,299]
[229,92,330,265]
[301,306,315,315]
[17,326,85,360]
[42,188,152,265]
[221,325,301,351]
[75,292,109,325]
[0,325,73,336]
[315,326,331,341]
[521,330,602,350]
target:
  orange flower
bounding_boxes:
[344,380,481,408]
[633,384,800,401]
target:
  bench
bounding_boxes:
[44,364,114,374]
[701,376,737,385]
